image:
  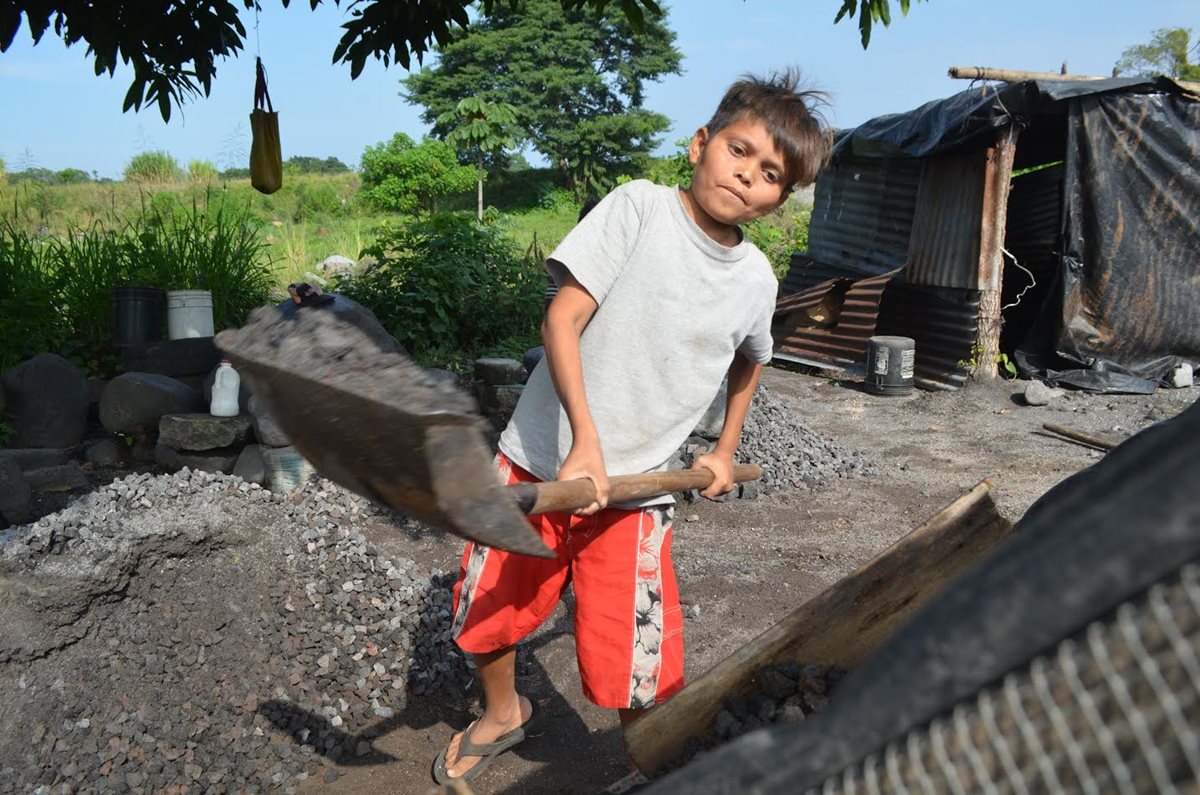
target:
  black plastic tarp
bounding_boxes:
[1016,91,1200,390]
[834,76,1193,160]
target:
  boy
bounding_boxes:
[434,69,831,784]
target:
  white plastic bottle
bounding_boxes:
[210,360,241,417]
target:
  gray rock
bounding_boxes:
[233,444,266,485]
[100,373,204,435]
[473,358,526,386]
[24,464,89,493]
[248,397,291,448]
[1023,380,1056,406]
[0,448,70,471]
[272,293,406,357]
[1168,363,1194,389]
[1,353,88,448]
[85,438,129,467]
[154,444,240,475]
[0,456,32,525]
[158,413,254,452]
[523,346,545,378]
[480,384,523,420]
[319,255,357,280]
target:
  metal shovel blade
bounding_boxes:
[215,307,553,558]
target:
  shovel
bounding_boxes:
[216,307,763,559]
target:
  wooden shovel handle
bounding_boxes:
[506,464,764,515]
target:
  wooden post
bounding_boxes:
[972,129,1018,381]
[624,478,1013,776]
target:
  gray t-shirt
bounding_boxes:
[498,179,777,499]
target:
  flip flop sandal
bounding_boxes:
[287,283,335,308]
[432,700,539,785]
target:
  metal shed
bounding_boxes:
[774,75,1200,391]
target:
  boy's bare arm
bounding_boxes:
[693,352,763,498]
[542,269,610,514]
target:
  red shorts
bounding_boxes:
[450,453,684,709]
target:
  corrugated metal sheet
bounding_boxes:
[774,270,980,390]
[877,282,981,390]
[807,157,922,277]
[781,253,856,296]
[906,149,987,289]
[773,271,898,372]
[1004,163,1063,272]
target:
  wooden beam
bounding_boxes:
[624,478,1013,776]
[948,66,1200,95]
[948,66,1109,83]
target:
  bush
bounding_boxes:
[128,196,276,331]
[189,160,220,183]
[0,221,68,371]
[340,213,545,368]
[745,202,812,279]
[125,151,181,183]
[0,194,275,374]
[358,133,476,215]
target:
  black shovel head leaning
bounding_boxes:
[215,307,553,558]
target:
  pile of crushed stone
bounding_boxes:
[680,384,875,497]
[0,469,473,793]
[0,375,870,792]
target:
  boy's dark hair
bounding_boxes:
[705,67,832,190]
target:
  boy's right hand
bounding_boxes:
[558,439,610,516]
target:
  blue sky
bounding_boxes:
[0,0,1195,179]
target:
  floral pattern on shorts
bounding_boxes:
[629,505,672,709]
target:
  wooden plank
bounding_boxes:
[624,478,1012,776]
[1043,422,1120,451]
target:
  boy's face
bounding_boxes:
[687,117,790,228]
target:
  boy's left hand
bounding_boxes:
[692,451,736,499]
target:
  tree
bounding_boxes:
[438,97,519,220]
[358,133,475,215]
[0,1,914,121]
[284,155,351,175]
[405,0,682,196]
[1115,28,1200,81]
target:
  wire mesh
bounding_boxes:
[812,562,1200,794]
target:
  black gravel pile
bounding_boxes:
[0,469,471,793]
[681,385,875,499]
[678,663,846,767]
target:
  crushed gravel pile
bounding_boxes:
[0,469,471,793]
[675,663,846,771]
[682,385,876,497]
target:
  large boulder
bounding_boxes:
[158,413,254,452]
[0,449,70,471]
[100,373,204,436]
[270,292,407,357]
[248,395,291,448]
[233,444,267,485]
[0,456,32,526]
[24,464,89,493]
[0,353,88,448]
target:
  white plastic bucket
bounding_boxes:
[166,289,215,339]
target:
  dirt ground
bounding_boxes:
[270,364,1195,795]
